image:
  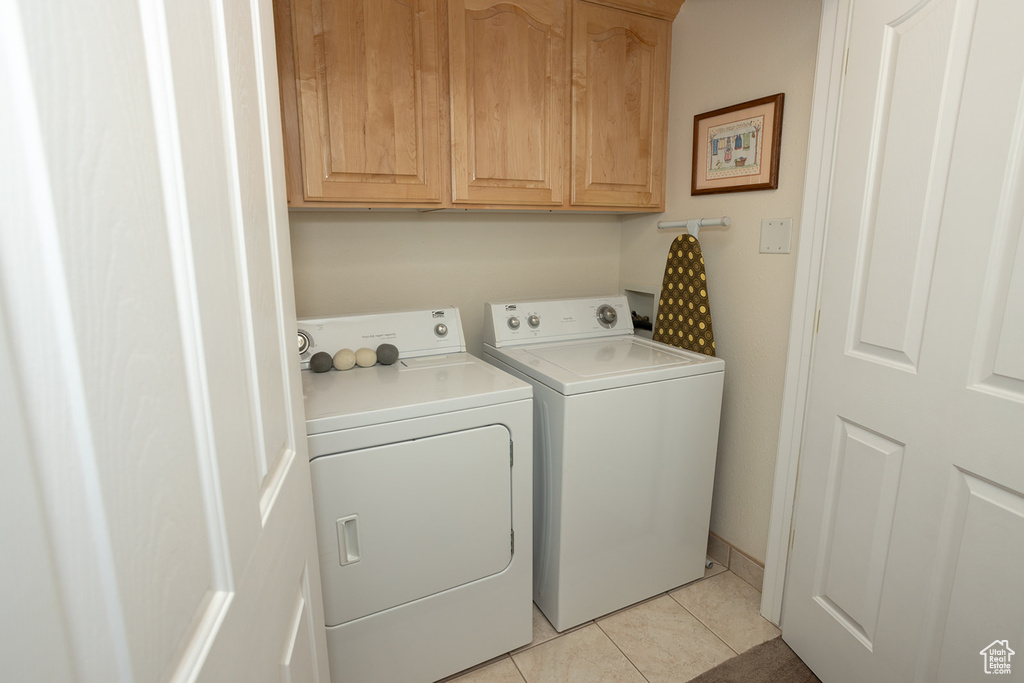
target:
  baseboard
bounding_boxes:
[706,533,765,593]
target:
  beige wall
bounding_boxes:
[619,0,821,562]
[288,212,621,356]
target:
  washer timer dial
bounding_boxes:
[596,304,618,328]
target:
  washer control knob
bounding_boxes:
[527,314,541,328]
[434,323,448,337]
[297,330,311,355]
[507,316,521,330]
[597,304,618,327]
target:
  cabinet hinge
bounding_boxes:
[510,441,514,467]
[511,530,515,555]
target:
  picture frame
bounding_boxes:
[691,93,784,195]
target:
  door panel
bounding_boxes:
[816,419,903,648]
[571,0,669,208]
[222,0,293,492]
[784,0,1024,681]
[850,0,962,369]
[289,0,445,202]
[971,126,1024,395]
[933,471,1024,682]
[448,0,568,205]
[312,425,513,627]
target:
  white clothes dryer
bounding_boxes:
[482,296,724,632]
[299,308,532,683]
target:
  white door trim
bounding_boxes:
[760,0,847,625]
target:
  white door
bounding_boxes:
[783,0,1024,681]
[0,0,330,681]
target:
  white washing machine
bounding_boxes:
[299,308,532,683]
[482,296,724,632]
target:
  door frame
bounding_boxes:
[760,0,847,625]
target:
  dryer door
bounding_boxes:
[311,424,513,627]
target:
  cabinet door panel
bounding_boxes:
[290,0,444,203]
[449,0,569,205]
[572,1,669,209]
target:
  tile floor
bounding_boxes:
[442,560,781,683]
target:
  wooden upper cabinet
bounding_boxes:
[448,0,570,206]
[274,0,681,209]
[571,0,671,209]
[281,0,446,204]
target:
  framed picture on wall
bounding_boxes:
[691,93,784,195]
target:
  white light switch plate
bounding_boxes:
[760,218,793,254]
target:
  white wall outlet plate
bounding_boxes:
[760,218,793,254]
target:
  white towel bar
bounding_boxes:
[656,216,731,239]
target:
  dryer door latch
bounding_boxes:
[337,515,361,566]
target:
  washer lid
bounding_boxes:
[485,336,723,395]
[302,352,532,435]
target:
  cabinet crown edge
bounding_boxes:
[585,0,685,21]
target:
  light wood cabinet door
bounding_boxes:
[448,0,569,206]
[287,0,446,204]
[571,0,670,209]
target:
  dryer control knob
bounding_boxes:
[597,304,618,327]
[507,316,521,330]
[527,314,540,328]
[434,323,448,337]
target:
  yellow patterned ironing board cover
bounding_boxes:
[652,234,716,356]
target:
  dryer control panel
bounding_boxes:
[483,296,634,348]
[298,307,465,369]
